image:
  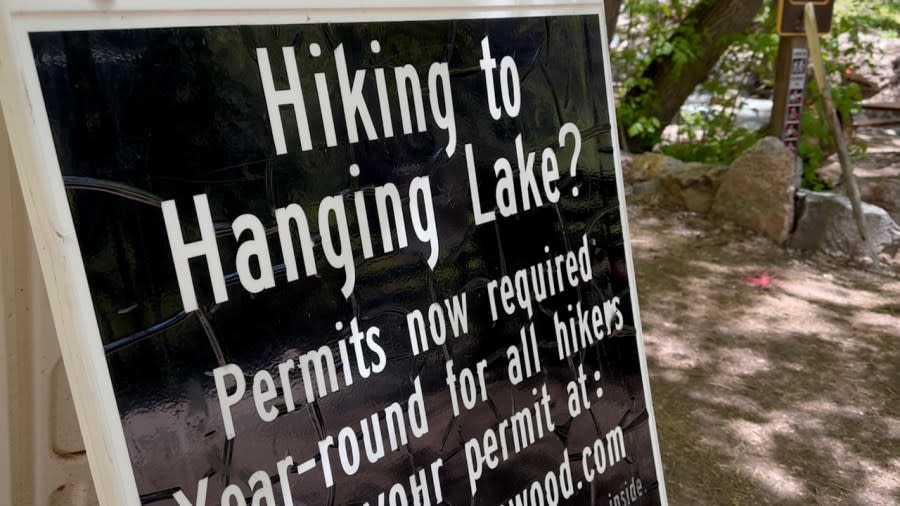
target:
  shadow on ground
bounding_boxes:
[628,199,900,505]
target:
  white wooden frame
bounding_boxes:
[0,1,667,504]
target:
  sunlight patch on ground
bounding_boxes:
[792,399,867,421]
[727,419,808,499]
[645,337,703,371]
[726,301,839,342]
[713,347,771,377]
[852,455,900,505]
[808,431,900,504]
[851,309,900,331]
[777,275,891,309]
[885,418,900,440]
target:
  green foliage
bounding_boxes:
[794,6,875,188]
[835,0,900,37]
[797,80,862,191]
[612,0,704,150]
[611,0,891,189]
[661,126,763,165]
[612,1,778,156]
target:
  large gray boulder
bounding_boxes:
[859,177,900,225]
[712,137,797,243]
[789,190,900,258]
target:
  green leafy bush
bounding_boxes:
[611,0,892,186]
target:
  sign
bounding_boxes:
[777,0,834,36]
[781,48,810,153]
[0,2,667,505]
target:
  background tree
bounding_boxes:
[608,0,897,189]
[605,0,622,40]
[616,0,764,152]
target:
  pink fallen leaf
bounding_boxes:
[745,271,776,289]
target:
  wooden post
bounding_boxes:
[803,3,880,269]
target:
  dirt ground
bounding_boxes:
[627,194,900,504]
[628,32,900,500]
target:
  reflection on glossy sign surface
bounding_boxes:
[31,15,664,505]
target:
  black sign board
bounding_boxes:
[3,3,666,505]
[777,0,835,36]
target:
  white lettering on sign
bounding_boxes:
[161,170,438,310]
[256,41,456,157]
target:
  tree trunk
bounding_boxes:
[605,0,622,41]
[624,0,764,152]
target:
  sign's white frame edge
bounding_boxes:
[0,1,668,504]
[597,9,669,506]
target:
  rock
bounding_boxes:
[712,137,797,243]
[623,153,726,212]
[625,153,682,184]
[788,190,900,258]
[659,163,727,213]
[632,180,662,197]
[815,158,842,188]
[859,177,900,224]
